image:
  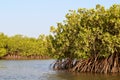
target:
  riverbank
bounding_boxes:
[1,55,50,60]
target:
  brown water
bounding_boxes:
[0,60,119,80]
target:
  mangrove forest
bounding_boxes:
[52,4,120,73]
[0,4,120,74]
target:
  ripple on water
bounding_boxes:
[0,60,120,80]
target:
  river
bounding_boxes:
[0,60,119,80]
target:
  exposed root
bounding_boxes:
[52,58,75,70]
[53,53,120,73]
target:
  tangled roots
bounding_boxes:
[53,53,120,73]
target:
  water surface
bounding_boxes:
[0,60,119,80]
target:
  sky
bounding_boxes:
[0,0,120,38]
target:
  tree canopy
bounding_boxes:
[51,4,120,59]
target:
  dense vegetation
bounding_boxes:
[0,33,54,59]
[52,4,120,73]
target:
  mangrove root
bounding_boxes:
[53,53,120,73]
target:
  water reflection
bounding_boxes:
[0,60,120,80]
[46,71,120,80]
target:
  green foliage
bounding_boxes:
[0,48,7,57]
[51,4,120,59]
[0,33,8,57]
[0,33,54,58]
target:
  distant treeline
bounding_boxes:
[0,33,55,59]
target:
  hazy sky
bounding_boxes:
[0,0,120,38]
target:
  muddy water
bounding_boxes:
[0,60,119,80]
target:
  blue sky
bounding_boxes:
[0,0,120,38]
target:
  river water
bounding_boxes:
[0,60,119,80]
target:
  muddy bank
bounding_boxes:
[1,55,50,60]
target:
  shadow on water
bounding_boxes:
[46,71,120,80]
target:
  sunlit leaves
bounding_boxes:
[51,4,120,59]
[0,33,8,57]
[0,48,7,57]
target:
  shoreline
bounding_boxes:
[1,55,51,60]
